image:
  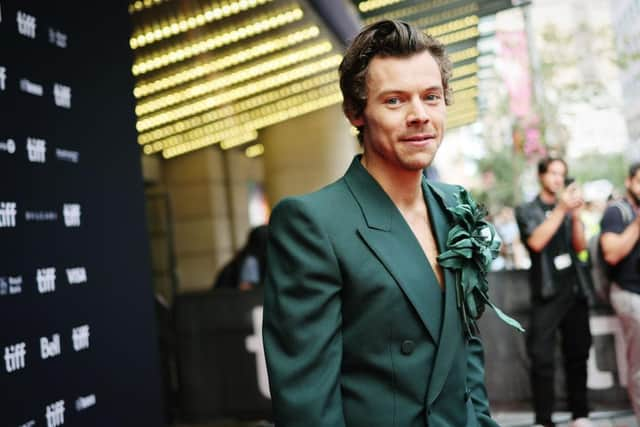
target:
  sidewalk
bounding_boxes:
[493,410,638,427]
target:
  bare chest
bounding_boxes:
[405,212,444,288]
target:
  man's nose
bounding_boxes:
[407,99,429,125]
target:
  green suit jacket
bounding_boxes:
[263,156,499,427]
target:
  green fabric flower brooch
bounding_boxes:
[437,189,524,337]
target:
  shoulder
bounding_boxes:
[515,198,539,217]
[601,199,632,229]
[270,179,352,224]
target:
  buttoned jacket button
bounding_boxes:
[400,340,415,355]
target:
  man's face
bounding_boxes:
[539,160,566,195]
[349,50,446,173]
[626,170,640,205]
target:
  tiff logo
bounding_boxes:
[4,342,26,373]
[53,83,71,108]
[40,333,61,359]
[0,201,17,228]
[20,78,43,96]
[27,137,46,163]
[37,267,56,293]
[63,204,81,227]
[75,394,96,411]
[66,267,87,284]
[0,138,16,154]
[72,325,90,351]
[0,66,6,91]
[48,28,67,48]
[45,400,65,427]
[0,275,23,295]
[245,305,270,399]
[17,10,36,39]
[55,148,79,163]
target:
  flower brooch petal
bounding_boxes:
[437,189,524,336]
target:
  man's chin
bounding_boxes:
[402,158,433,171]
[400,151,437,170]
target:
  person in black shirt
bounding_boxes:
[600,162,640,422]
[515,157,593,427]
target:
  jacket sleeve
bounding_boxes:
[262,198,345,427]
[467,335,500,427]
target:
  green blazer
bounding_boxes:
[263,156,499,427]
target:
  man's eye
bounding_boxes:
[425,94,441,101]
[385,97,400,105]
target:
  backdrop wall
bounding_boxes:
[0,2,164,426]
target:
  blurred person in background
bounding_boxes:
[213,225,268,291]
[600,162,640,422]
[494,206,522,270]
[515,157,593,427]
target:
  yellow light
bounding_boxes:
[449,47,479,64]
[131,6,305,75]
[129,0,273,49]
[365,1,478,25]
[452,87,479,103]
[155,89,343,158]
[137,70,338,144]
[134,26,321,98]
[358,0,406,13]
[220,130,259,150]
[136,55,342,131]
[452,62,479,80]
[136,42,333,114]
[451,75,478,92]
[245,144,265,158]
[447,101,477,116]
[434,26,480,45]
[146,83,340,152]
[425,15,479,38]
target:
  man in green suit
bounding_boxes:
[263,20,503,427]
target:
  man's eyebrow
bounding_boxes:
[376,85,443,95]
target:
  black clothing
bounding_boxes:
[516,196,593,302]
[600,198,640,294]
[515,195,592,425]
[527,279,592,425]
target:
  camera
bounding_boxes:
[564,176,575,187]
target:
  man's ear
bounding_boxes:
[346,111,364,127]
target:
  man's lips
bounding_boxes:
[400,134,436,143]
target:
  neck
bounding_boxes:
[360,154,424,210]
[539,188,556,204]
[627,191,639,210]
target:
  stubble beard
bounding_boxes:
[628,189,640,207]
[396,141,440,171]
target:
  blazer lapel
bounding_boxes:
[344,157,443,343]
[423,180,464,405]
